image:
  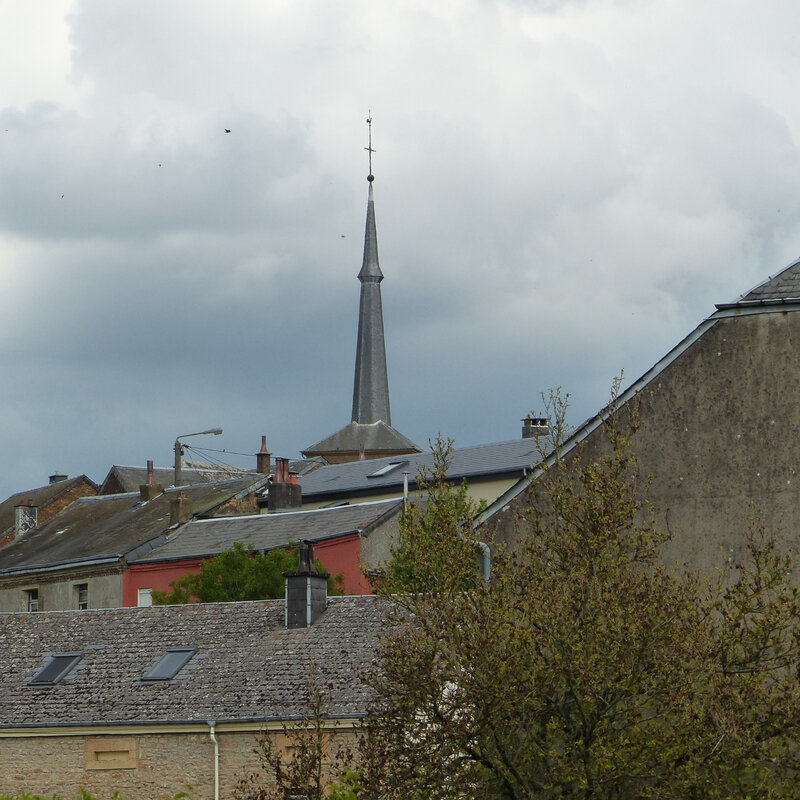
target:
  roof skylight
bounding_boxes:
[29,653,82,685]
[367,460,408,479]
[142,648,196,681]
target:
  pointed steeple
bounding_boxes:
[301,118,421,465]
[352,176,391,424]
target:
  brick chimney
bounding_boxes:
[256,435,271,474]
[139,460,164,501]
[284,541,327,628]
[14,502,38,537]
[522,415,549,439]
[170,490,193,526]
[268,457,302,512]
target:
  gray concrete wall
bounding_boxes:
[360,511,402,571]
[484,309,800,574]
[0,569,123,612]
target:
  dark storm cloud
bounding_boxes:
[3,0,800,499]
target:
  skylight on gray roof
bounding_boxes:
[142,648,196,681]
[367,460,408,478]
[29,654,82,686]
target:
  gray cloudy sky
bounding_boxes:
[2,0,800,499]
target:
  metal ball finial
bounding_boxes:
[367,173,374,182]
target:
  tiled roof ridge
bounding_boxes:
[5,474,96,503]
[0,593,381,617]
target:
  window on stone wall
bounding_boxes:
[75,583,89,610]
[25,588,39,612]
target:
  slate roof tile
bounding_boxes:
[0,596,387,727]
[0,476,270,574]
[299,438,550,499]
[736,257,800,302]
[133,498,403,563]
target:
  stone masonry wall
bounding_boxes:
[1,727,357,800]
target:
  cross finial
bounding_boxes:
[365,111,375,182]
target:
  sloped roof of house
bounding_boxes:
[0,596,387,727]
[132,498,404,564]
[299,438,550,500]
[0,476,98,539]
[734,256,800,303]
[99,464,260,495]
[0,476,270,575]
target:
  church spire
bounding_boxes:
[352,115,390,424]
[301,117,421,464]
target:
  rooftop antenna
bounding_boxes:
[365,111,375,182]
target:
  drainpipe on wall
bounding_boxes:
[457,529,492,584]
[474,538,491,583]
[208,721,220,800]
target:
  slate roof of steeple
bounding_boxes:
[304,168,419,460]
[352,179,392,426]
[303,421,421,460]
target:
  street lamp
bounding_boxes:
[174,428,223,486]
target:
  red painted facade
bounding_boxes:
[122,532,370,606]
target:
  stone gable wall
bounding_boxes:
[482,311,800,574]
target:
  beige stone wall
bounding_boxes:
[2,730,263,800]
[483,310,800,575]
[0,726,358,800]
[0,567,123,613]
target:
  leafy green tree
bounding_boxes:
[153,542,342,604]
[353,394,800,800]
[376,435,483,596]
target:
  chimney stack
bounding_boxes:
[49,472,68,485]
[284,541,327,628]
[522,415,549,439]
[170,490,193,526]
[14,502,38,537]
[139,460,164,501]
[268,457,302,512]
[256,435,271,474]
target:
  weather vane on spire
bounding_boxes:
[365,111,375,182]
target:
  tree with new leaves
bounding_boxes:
[376,434,483,596]
[353,390,800,799]
[152,542,342,604]
[233,685,358,800]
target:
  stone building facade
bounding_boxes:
[479,259,800,573]
[0,594,384,799]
